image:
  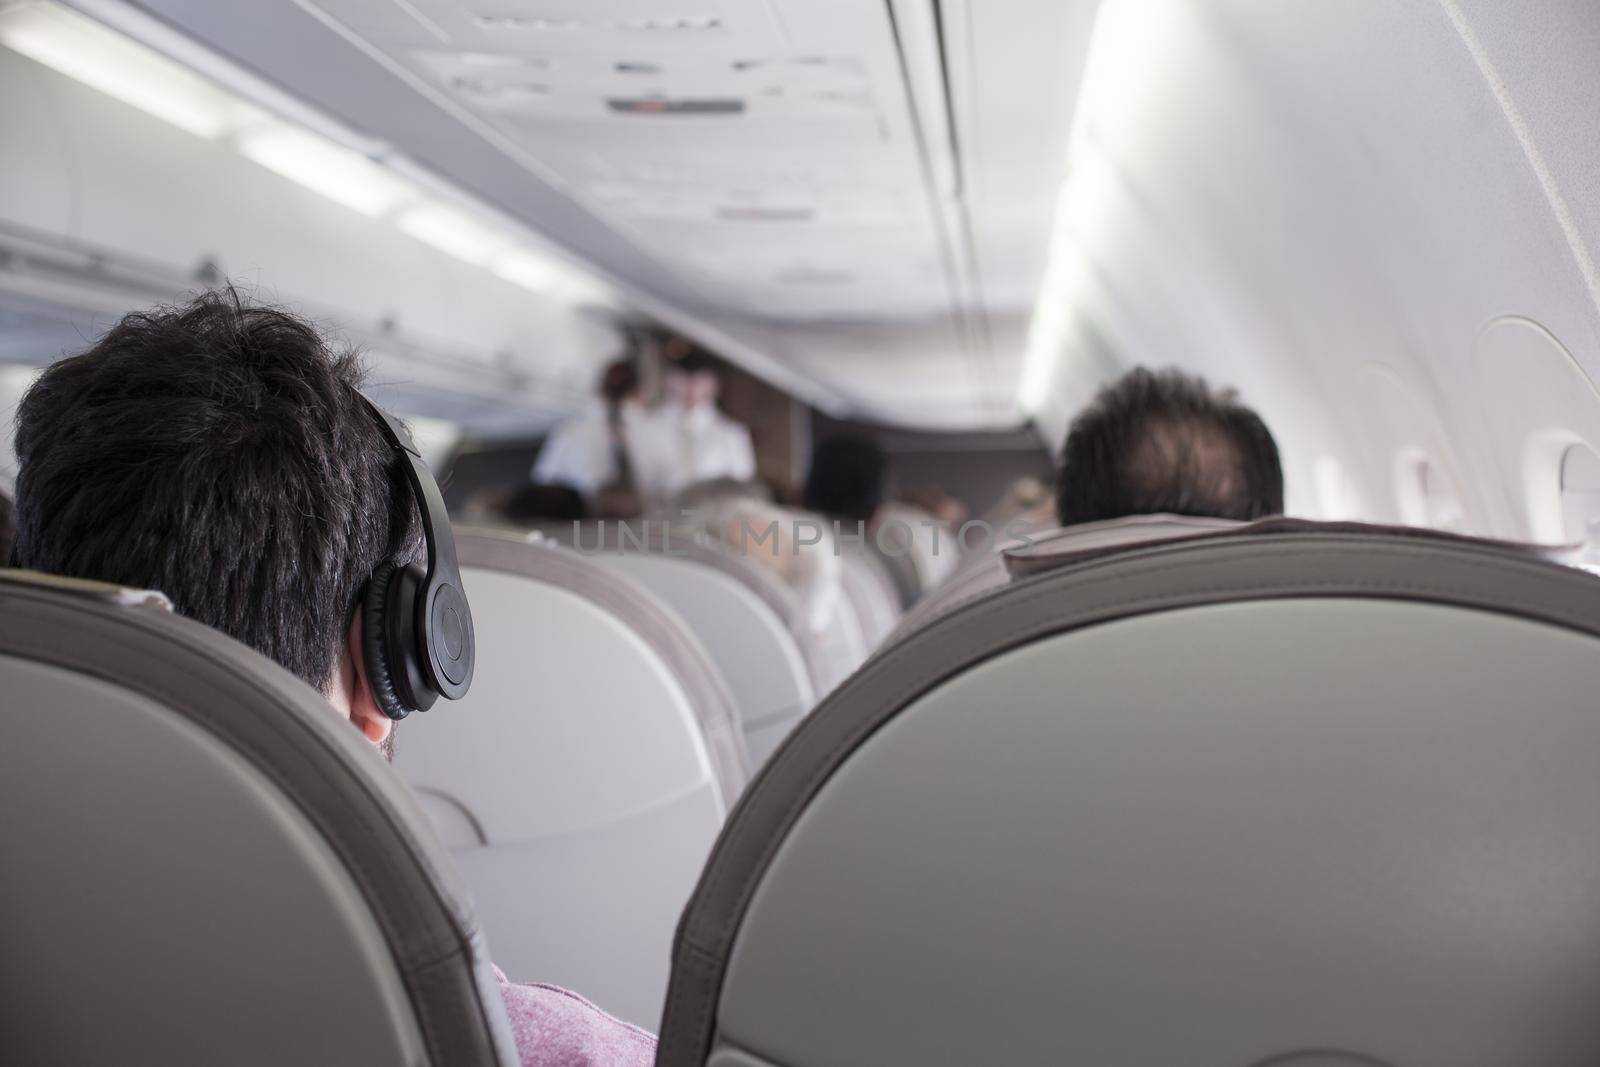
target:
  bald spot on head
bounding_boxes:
[1120,417,1246,517]
[1056,367,1284,527]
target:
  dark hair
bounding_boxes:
[669,347,719,376]
[598,358,639,404]
[11,288,416,690]
[503,482,587,523]
[1056,367,1283,526]
[804,436,889,521]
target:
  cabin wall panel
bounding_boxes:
[1051,0,1600,536]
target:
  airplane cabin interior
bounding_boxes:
[5,2,1600,1065]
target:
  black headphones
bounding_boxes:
[359,396,475,720]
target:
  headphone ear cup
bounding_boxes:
[361,561,410,721]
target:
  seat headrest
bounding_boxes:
[0,567,173,610]
[0,566,518,1065]
[1003,515,1580,579]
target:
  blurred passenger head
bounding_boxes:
[804,437,889,522]
[669,476,771,513]
[1056,367,1282,527]
[503,482,587,523]
[895,485,968,529]
[598,358,640,407]
[12,288,415,748]
[664,347,721,413]
[700,496,841,634]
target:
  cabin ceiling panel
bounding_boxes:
[86,0,1096,429]
[307,0,947,324]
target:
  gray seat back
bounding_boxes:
[395,529,745,1026]
[658,526,1600,1067]
[887,513,1246,645]
[555,522,823,762]
[598,552,815,768]
[872,502,959,600]
[835,543,901,652]
[0,570,517,1067]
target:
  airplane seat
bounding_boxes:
[696,499,864,697]
[867,533,922,610]
[394,529,747,1027]
[551,521,823,766]
[835,542,901,650]
[870,502,959,606]
[0,569,518,1066]
[886,512,1247,646]
[656,522,1600,1067]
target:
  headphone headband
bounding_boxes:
[363,401,462,590]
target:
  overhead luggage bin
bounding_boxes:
[657,522,1600,1067]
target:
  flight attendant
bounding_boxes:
[630,347,756,504]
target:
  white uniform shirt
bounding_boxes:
[628,404,756,503]
[532,402,650,496]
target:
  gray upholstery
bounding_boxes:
[600,552,815,768]
[1001,515,1576,579]
[887,513,1247,645]
[872,502,959,600]
[395,529,745,1026]
[835,543,901,651]
[555,521,825,757]
[0,570,518,1067]
[657,525,1600,1066]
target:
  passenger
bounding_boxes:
[8,289,656,1067]
[981,475,1056,533]
[1057,366,1283,526]
[532,356,646,516]
[630,346,755,504]
[803,436,889,525]
[503,482,588,524]
[691,488,842,633]
[895,485,969,531]
[668,474,773,512]
[802,436,923,607]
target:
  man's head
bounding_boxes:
[664,348,721,413]
[11,288,416,747]
[1056,367,1283,527]
[804,437,889,522]
[598,358,640,407]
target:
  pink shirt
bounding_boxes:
[494,966,658,1066]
